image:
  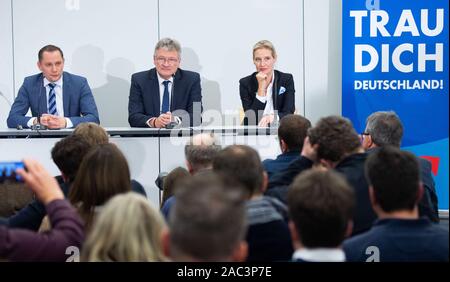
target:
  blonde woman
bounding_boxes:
[82,192,168,262]
[239,40,295,127]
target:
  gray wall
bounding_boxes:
[0,0,342,127]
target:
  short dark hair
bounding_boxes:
[38,45,64,61]
[213,145,263,198]
[51,135,92,183]
[288,169,355,248]
[278,114,311,151]
[365,146,420,212]
[365,111,403,147]
[169,172,246,261]
[308,116,361,162]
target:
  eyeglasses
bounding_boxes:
[360,132,370,141]
[155,57,179,65]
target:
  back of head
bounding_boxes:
[82,192,167,262]
[184,133,221,173]
[278,114,311,151]
[69,143,131,228]
[169,172,247,261]
[288,169,355,248]
[365,146,420,212]
[51,135,92,183]
[213,145,264,198]
[365,111,403,147]
[308,115,361,162]
[161,167,190,206]
[72,122,109,146]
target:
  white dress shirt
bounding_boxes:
[27,75,73,128]
[292,248,346,262]
[255,71,275,117]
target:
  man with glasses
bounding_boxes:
[128,38,202,128]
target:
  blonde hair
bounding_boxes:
[72,122,109,146]
[252,40,277,59]
[82,192,168,262]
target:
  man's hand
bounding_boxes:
[154,112,173,128]
[40,114,66,129]
[16,159,64,205]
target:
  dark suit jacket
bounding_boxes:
[239,70,295,125]
[128,68,202,127]
[7,72,100,128]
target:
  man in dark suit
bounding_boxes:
[262,114,311,181]
[361,111,439,222]
[344,147,448,262]
[128,38,202,128]
[7,45,99,129]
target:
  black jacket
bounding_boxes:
[239,70,295,125]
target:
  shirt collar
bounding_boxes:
[43,74,63,88]
[292,248,346,262]
[157,72,174,85]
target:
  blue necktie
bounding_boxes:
[161,80,170,113]
[48,83,57,115]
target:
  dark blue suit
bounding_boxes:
[7,72,100,128]
[128,68,202,127]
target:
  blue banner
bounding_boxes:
[343,0,449,209]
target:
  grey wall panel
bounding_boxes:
[0,0,13,127]
[159,0,304,125]
[12,0,159,127]
[304,0,342,125]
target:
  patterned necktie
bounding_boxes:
[48,83,57,115]
[161,80,170,113]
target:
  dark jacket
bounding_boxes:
[128,68,202,127]
[262,150,300,181]
[344,218,449,262]
[239,70,295,125]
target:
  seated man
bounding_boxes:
[288,170,355,262]
[262,114,311,180]
[7,45,99,129]
[361,111,439,222]
[344,147,449,262]
[128,38,202,128]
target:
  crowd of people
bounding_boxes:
[0,111,448,262]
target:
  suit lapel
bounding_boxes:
[36,74,47,115]
[149,69,160,115]
[272,71,278,108]
[62,72,70,116]
[170,70,181,112]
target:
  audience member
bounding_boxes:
[82,192,167,262]
[0,159,84,261]
[268,116,376,235]
[288,170,354,262]
[361,111,439,222]
[162,172,248,262]
[161,167,190,208]
[344,147,448,261]
[213,145,293,261]
[68,143,131,232]
[262,114,311,180]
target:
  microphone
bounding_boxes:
[31,81,47,130]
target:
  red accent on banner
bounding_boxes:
[419,156,440,176]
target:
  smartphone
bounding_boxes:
[0,161,25,184]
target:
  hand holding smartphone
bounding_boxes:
[0,161,25,184]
